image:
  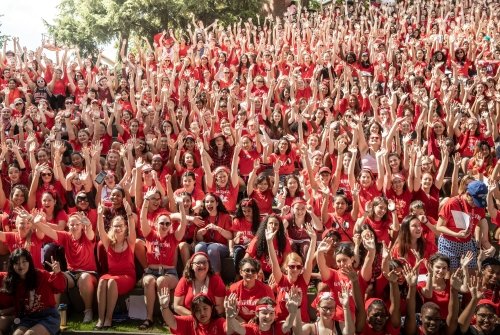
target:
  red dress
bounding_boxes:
[100,244,136,294]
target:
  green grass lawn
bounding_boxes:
[64,315,169,333]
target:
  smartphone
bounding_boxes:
[95,171,107,185]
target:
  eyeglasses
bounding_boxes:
[477,313,496,320]
[193,260,208,266]
[158,221,171,226]
[143,170,152,174]
[41,173,52,177]
[319,306,334,312]
[288,264,303,270]
[76,197,89,202]
[65,101,74,105]
[15,102,23,106]
[241,268,257,274]
[220,105,227,108]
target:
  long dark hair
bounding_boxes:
[234,198,260,234]
[2,248,37,294]
[397,215,425,258]
[255,215,287,259]
[192,294,219,322]
[200,193,228,218]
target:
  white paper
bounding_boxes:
[417,274,428,283]
[451,210,470,230]
[127,295,147,320]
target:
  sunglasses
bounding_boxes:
[158,221,171,226]
[242,268,257,274]
[41,173,52,177]
[76,197,89,202]
[143,170,152,174]
[15,102,23,106]
[288,264,303,270]
[193,260,208,266]
[65,101,74,105]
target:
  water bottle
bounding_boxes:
[58,304,67,327]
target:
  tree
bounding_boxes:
[45,0,266,57]
[0,15,8,48]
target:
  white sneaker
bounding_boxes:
[83,309,93,323]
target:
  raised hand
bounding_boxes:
[468,275,483,300]
[450,268,464,291]
[224,293,239,318]
[383,269,399,283]
[145,187,158,201]
[402,263,417,287]
[304,223,316,240]
[285,286,302,314]
[157,287,170,307]
[338,282,351,307]
[317,237,333,254]
[265,226,277,241]
[45,256,61,274]
[460,250,474,269]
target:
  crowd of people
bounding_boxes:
[0,0,500,334]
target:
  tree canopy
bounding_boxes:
[45,0,266,56]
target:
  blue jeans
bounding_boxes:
[194,242,229,273]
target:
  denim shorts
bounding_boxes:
[16,307,60,335]
[143,267,178,278]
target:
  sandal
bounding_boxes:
[139,319,154,330]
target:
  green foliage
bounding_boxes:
[45,0,265,57]
[0,15,9,48]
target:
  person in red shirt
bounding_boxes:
[228,258,275,322]
[436,181,493,270]
[173,252,226,316]
[160,290,226,335]
[138,191,187,330]
[267,219,316,325]
[5,248,66,335]
[193,193,233,275]
[31,211,97,324]
[245,215,291,278]
[247,159,280,216]
[392,215,437,274]
[230,198,260,274]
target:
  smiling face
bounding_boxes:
[421,307,442,334]
[335,252,353,270]
[191,254,209,277]
[204,195,217,213]
[318,299,336,319]
[475,306,497,333]
[13,256,30,279]
[432,260,449,279]
[8,166,21,183]
[367,304,389,332]
[41,192,55,211]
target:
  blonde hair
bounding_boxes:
[282,252,303,273]
[107,216,127,245]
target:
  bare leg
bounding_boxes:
[142,275,156,321]
[178,242,192,268]
[96,279,108,327]
[104,279,119,327]
[78,273,97,310]
[135,240,148,269]
[22,324,51,335]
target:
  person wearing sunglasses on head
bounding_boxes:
[137,188,187,330]
[228,257,275,323]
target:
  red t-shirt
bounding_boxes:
[246,237,292,275]
[412,185,440,219]
[276,275,310,322]
[365,217,392,246]
[56,231,96,272]
[438,196,485,243]
[230,217,255,246]
[238,149,260,177]
[269,152,297,175]
[171,315,226,335]
[208,184,239,212]
[13,269,66,315]
[249,189,274,215]
[360,322,400,335]
[145,230,180,267]
[358,184,382,216]
[417,281,451,319]
[174,274,226,309]
[385,188,413,222]
[198,213,232,245]
[4,232,46,269]
[322,268,367,322]
[0,272,14,309]
[229,279,275,322]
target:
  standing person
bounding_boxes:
[95,201,136,330]
[436,181,494,270]
[3,248,66,335]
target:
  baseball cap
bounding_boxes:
[467,181,488,208]
[318,167,332,175]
